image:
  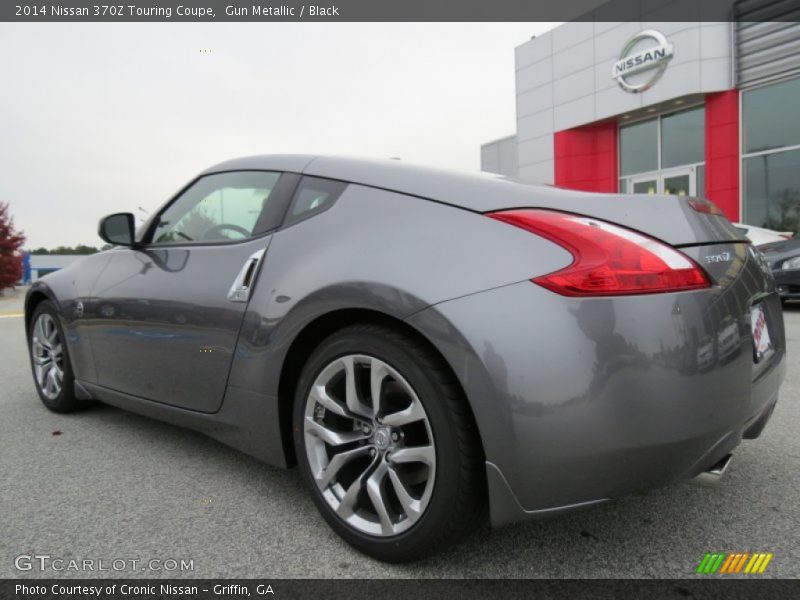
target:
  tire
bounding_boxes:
[28,300,78,413]
[293,324,485,562]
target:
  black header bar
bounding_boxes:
[3,0,797,23]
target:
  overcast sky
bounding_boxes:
[0,22,558,249]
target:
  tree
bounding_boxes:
[0,202,25,291]
[49,244,100,255]
[72,244,100,255]
[30,245,100,255]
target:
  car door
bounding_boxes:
[87,170,299,413]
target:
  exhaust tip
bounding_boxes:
[694,453,733,486]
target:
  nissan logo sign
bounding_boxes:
[612,30,674,93]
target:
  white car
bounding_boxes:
[733,223,794,247]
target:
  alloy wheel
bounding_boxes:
[303,354,436,537]
[31,313,64,400]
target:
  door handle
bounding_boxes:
[227,248,266,303]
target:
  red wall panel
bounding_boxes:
[705,90,740,221]
[554,121,618,193]
[554,93,740,222]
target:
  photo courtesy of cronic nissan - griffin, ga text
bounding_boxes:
[25,155,786,561]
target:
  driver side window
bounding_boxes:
[151,171,281,244]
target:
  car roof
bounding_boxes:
[200,154,589,213]
[197,154,747,247]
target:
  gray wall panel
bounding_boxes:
[480,135,518,177]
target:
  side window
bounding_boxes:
[150,171,281,244]
[284,177,348,226]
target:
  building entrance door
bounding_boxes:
[661,167,695,196]
[627,167,696,197]
[630,175,659,195]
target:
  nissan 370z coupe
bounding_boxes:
[26,155,786,561]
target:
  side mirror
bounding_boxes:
[98,213,136,246]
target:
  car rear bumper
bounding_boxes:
[408,257,786,526]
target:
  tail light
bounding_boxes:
[489,209,710,297]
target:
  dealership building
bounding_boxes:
[481,15,800,231]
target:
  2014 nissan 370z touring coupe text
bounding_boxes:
[26,155,786,561]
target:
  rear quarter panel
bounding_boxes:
[408,241,786,512]
[227,183,573,394]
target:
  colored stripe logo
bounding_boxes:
[696,552,773,574]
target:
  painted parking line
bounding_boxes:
[0,313,24,319]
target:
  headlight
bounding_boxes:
[782,256,800,270]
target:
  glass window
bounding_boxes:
[743,77,800,154]
[743,148,800,233]
[661,107,705,168]
[663,173,691,196]
[633,179,658,194]
[284,177,348,226]
[620,119,658,176]
[151,171,281,244]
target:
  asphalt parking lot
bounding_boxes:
[1,290,798,579]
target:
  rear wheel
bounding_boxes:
[293,324,485,562]
[29,301,77,413]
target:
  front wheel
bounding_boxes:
[28,301,78,413]
[293,324,485,562]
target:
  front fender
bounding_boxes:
[25,252,114,383]
[25,280,61,333]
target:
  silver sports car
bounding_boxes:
[25,155,786,561]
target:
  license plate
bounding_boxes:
[750,303,772,363]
